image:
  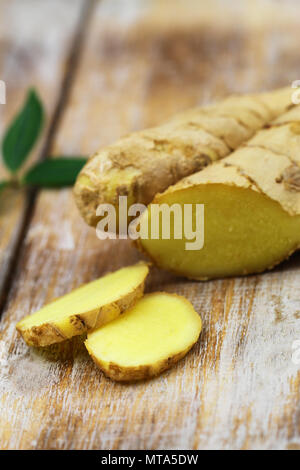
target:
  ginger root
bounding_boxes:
[16,262,149,347]
[74,88,293,228]
[85,292,202,381]
[17,266,202,382]
[137,105,300,280]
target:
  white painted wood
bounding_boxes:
[1,0,300,450]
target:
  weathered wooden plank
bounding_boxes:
[1,0,300,450]
[0,0,86,305]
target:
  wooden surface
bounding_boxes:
[1,0,300,450]
[0,0,86,306]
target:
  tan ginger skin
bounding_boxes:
[74,88,293,227]
[137,104,300,280]
[16,263,149,347]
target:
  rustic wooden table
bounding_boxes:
[1,0,300,450]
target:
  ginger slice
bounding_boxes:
[16,262,149,347]
[85,292,202,382]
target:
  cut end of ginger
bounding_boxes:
[138,183,300,280]
[85,292,202,382]
[16,262,149,347]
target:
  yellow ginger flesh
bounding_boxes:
[138,105,300,279]
[85,292,202,381]
[17,262,149,346]
[138,183,300,279]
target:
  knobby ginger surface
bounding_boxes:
[138,105,300,279]
[74,88,293,228]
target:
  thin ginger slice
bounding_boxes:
[85,292,202,382]
[16,262,149,347]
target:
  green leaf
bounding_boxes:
[0,180,8,192]
[2,88,44,173]
[23,157,87,188]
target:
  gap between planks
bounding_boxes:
[0,0,97,319]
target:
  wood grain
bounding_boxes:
[0,0,86,306]
[1,0,300,450]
